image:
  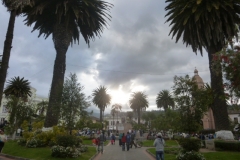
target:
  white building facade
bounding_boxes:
[0,87,48,125]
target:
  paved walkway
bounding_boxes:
[93,142,155,160]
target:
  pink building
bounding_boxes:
[193,68,215,130]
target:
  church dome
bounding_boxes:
[193,68,204,88]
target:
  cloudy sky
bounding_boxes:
[0,0,211,115]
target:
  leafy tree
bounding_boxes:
[164,0,240,130]
[60,73,90,134]
[126,111,134,121]
[141,111,157,130]
[23,0,112,127]
[172,75,210,133]
[156,90,175,111]
[6,97,34,133]
[36,100,48,115]
[92,86,111,123]
[152,109,180,132]
[76,116,91,130]
[212,44,240,102]
[129,92,148,125]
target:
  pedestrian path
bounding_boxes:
[93,142,155,160]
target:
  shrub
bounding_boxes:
[56,135,82,147]
[51,145,81,158]
[178,138,201,152]
[26,138,38,148]
[17,139,26,146]
[51,145,88,158]
[176,150,206,160]
[79,145,88,152]
[215,140,240,151]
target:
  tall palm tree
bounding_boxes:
[4,76,32,138]
[92,86,111,123]
[164,0,240,130]
[156,90,175,111]
[129,92,148,125]
[110,108,116,130]
[0,0,33,107]
[23,0,112,127]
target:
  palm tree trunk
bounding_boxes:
[208,46,230,131]
[0,10,16,106]
[44,24,72,127]
[113,114,114,131]
[137,109,140,125]
[100,108,103,123]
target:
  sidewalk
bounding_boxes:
[93,142,155,160]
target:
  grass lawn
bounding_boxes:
[142,139,179,147]
[147,147,240,160]
[3,140,97,160]
[82,139,110,146]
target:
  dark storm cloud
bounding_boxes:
[0,1,211,113]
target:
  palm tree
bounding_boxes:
[0,0,33,107]
[110,108,116,131]
[4,76,32,99]
[164,0,240,130]
[156,90,175,111]
[4,76,32,139]
[92,86,111,123]
[112,103,122,130]
[23,0,112,127]
[129,92,148,125]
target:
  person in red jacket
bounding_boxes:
[121,133,126,151]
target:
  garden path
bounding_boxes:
[93,142,155,160]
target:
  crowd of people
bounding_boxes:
[118,131,138,151]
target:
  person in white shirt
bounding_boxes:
[153,133,165,160]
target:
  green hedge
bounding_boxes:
[215,140,240,152]
[178,138,201,152]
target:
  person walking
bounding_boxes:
[119,132,123,146]
[111,134,115,145]
[121,133,126,151]
[126,132,131,151]
[98,131,106,153]
[153,133,165,160]
[130,132,137,148]
[0,130,7,153]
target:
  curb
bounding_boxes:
[89,151,99,160]
[0,153,30,160]
[145,148,156,159]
